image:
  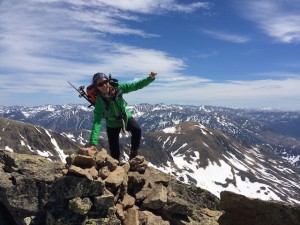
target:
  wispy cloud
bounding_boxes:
[94,0,211,13]
[238,0,300,43]
[202,29,250,43]
[194,50,219,59]
[0,0,208,94]
[254,71,300,79]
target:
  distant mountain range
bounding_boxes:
[1,104,300,204]
[1,103,300,167]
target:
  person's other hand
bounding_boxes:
[149,71,157,80]
[85,145,97,151]
[79,145,98,155]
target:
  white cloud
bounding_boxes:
[238,0,300,43]
[194,50,219,59]
[0,0,200,94]
[93,45,186,76]
[202,29,250,43]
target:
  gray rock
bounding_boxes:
[115,203,125,221]
[70,154,95,169]
[219,191,300,225]
[139,210,170,225]
[0,151,63,224]
[142,184,168,210]
[163,196,193,216]
[104,166,126,191]
[124,206,139,225]
[98,166,110,179]
[129,156,145,166]
[130,161,148,173]
[52,176,105,198]
[68,165,94,180]
[94,191,114,211]
[121,193,135,209]
[68,197,92,215]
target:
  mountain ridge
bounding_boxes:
[1,103,299,168]
[0,117,81,162]
[139,121,300,204]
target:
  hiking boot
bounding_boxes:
[119,155,127,166]
[129,148,138,160]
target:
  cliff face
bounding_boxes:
[0,149,221,225]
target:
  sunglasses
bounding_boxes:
[97,80,109,87]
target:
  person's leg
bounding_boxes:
[126,117,142,159]
[106,126,121,160]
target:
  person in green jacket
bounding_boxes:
[85,71,157,161]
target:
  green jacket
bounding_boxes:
[89,76,154,146]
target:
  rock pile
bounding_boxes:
[1,149,300,225]
[0,149,221,225]
[47,148,221,225]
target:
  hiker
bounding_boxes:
[85,72,157,161]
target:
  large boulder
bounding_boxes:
[142,183,168,210]
[0,150,64,225]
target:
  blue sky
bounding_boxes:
[0,0,300,110]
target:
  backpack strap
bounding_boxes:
[98,95,110,111]
[96,91,128,132]
[96,95,110,121]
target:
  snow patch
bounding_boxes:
[163,127,177,134]
[45,130,68,162]
[162,136,171,149]
[155,156,285,202]
[37,150,51,157]
[172,143,188,156]
[171,137,177,147]
[34,126,42,134]
[172,119,180,125]
[283,154,300,165]
[5,146,14,152]
[203,142,209,148]
[22,111,30,118]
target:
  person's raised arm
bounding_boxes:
[120,71,157,94]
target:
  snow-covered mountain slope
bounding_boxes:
[130,104,300,168]
[139,121,300,204]
[0,117,80,162]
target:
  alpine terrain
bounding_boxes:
[1,104,300,204]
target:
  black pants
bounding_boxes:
[106,117,141,160]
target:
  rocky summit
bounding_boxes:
[0,149,221,225]
[0,149,300,225]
